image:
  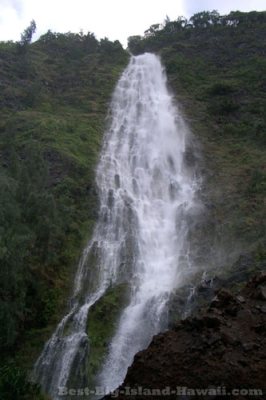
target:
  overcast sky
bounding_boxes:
[0,0,265,46]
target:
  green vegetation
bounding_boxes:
[129,10,266,260]
[129,10,266,329]
[0,9,265,398]
[0,363,48,400]
[0,28,129,398]
[19,20,37,47]
[86,283,129,383]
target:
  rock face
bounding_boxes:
[104,274,266,399]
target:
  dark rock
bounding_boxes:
[221,332,238,346]
[260,305,266,313]
[242,342,257,352]
[103,275,266,400]
[236,295,245,303]
[256,285,266,301]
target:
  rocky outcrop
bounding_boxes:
[104,274,266,399]
[168,250,265,325]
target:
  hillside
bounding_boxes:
[129,10,266,290]
[0,31,129,398]
[111,10,266,397]
[0,10,265,399]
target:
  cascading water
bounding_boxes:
[33,53,199,398]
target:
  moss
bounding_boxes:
[86,283,129,383]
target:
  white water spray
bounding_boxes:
[33,53,199,398]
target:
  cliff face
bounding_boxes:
[0,11,265,400]
[105,274,266,399]
[129,9,266,335]
[104,13,266,398]
[129,11,266,271]
[0,33,128,398]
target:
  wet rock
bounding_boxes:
[236,295,245,303]
[256,285,266,301]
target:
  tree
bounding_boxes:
[127,35,143,54]
[20,20,37,46]
[144,24,160,37]
[209,10,220,25]
[189,11,220,28]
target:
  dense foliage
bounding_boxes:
[128,10,266,53]
[0,29,128,397]
[129,10,266,260]
[0,9,265,398]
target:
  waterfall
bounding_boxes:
[33,53,199,398]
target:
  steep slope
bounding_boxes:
[0,10,265,399]
[103,11,266,398]
[0,32,129,398]
[129,11,266,269]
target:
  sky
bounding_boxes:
[0,0,265,47]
